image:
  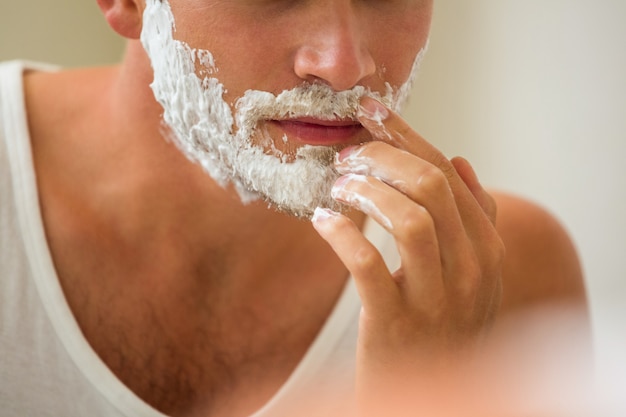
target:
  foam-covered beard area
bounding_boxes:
[140,0,426,218]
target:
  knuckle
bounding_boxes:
[346,176,370,194]
[351,245,384,275]
[417,164,449,195]
[397,205,434,239]
[393,122,414,142]
[362,140,388,154]
[457,236,506,308]
[423,295,448,323]
[428,151,456,180]
[448,252,482,303]
[460,258,482,299]
[472,224,506,276]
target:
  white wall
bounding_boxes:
[0,0,124,66]
[3,0,625,390]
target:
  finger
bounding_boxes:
[357,96,496,242]
[335,141,471,277]
[310,208,399,317]
[449,156,504,306]
[450,156,497,225]
[330,175,445,308]
[357,97,456,186]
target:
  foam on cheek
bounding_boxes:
[392,39,429,113]
[141,0,236,188]
[140,0,428,217]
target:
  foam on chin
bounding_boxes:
[140,0,427,218]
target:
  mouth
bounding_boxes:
[270,117,366,146]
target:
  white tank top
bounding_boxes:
[0,60,400,417]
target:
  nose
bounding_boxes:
[293,6,376,91]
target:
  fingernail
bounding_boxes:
[335,147,371,176]
[331,175,352,194]
[335,145,359,163]
[358,97,389,122]
[311,207,339,223]
[331,174,366,199]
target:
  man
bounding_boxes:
[0,0,587,416]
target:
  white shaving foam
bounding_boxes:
[331,174,393,230]
[140,0,427,218]
[335,147,372,176]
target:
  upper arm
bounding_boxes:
[491,191,588,316]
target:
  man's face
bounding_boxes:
[140,0,433,218]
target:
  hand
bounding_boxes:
[311,97,505,413]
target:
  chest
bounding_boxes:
[34,172,349,416]
[50,241,344,417]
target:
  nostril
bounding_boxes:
[293,40,376,92]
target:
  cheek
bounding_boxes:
[189,31,289,104]
[165,5,271,90]
[372,9,432,86]
[166,0,432,97]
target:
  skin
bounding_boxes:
[20,0,588,416]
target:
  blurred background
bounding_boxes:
[0,1,124,66]
[2,0,625,404]
[403,0,626,393]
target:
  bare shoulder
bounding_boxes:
[490,191,587,316]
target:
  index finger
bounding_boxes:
[358,96,457,188]
[357,96,497,230]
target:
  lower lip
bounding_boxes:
[271,120,364,146]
